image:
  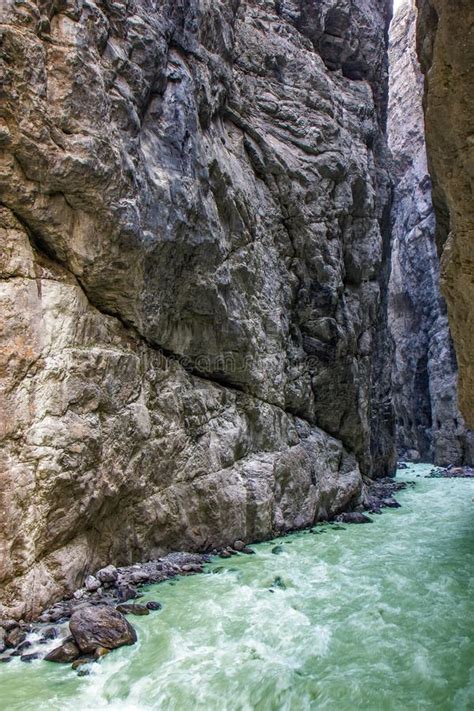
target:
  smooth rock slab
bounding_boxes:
[69,606,137,655]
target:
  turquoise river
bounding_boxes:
[0,463,473,710]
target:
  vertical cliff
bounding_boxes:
[388,1,473,465]
[415,0,474,428]
[0,0,395,619]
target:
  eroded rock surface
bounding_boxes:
[416,0,474,428]
[388,2,473,465]
[0,0,395,619]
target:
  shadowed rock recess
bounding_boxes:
[416,0,474,428]
[388,2,473,466]
[0,0,396,619]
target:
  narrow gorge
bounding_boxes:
[1,0,396,621]
[0,0,473,707]
[388,1,473,466]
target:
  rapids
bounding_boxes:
[0,463,472,710]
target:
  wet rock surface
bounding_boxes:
[44,640,80,664]
[0,0,395,621]
[426,465,474,479]
[387,2,473,467]
[69,606,137,655]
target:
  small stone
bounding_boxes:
[219,550,232,559]
[42,626,59,640]
[130,570,150,584]
[21,653,40,663]
[116,604,150,616]
[85,575,101,592]
[146,601,162,611]
[0,656,12,663]
[96,565,118,584]
[382,497,401,508]
[45,641,80,663]
[233,540,246,552]
[117,585,138,601]
[73,589,85,600]
[271,545,284,555]
[335,512,372,524]
[242,547,256,555]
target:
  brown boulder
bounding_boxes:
[69,606,137,655]
[45,641,80,663]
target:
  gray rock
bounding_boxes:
[233,540,246,552]
[129,571,150,585]
[146,601,162,611]
[69,606,137,655]
[41,626,59,641]
[335,512,372,524]
[85,576,101,592]
[96,566,119,585]
[20,653,41,663]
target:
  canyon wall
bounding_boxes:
[416,0,474,428]
[0,0,395,619]
[388,2,473,465]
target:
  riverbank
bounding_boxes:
[0,463,472,709]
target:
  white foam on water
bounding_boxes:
[1,464,473,710]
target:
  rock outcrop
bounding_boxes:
[0,0,395,619]
[415,0,474,428]
[388,1,473,465]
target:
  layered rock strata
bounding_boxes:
[416,0,474,427]
[388,1,473,465]
[0,0,395,619]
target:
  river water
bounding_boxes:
[1,463,473,710]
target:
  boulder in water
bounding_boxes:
[45,640,80,663]
[96,565,118,585]
[84,575,101,592]
[5,626,26,648]
[335,512,372,524]
[69,606,137,654]
[146,601,162,611]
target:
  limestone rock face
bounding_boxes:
[415,0,474,428]
[388,2,473,465]
[0,0,395,619]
